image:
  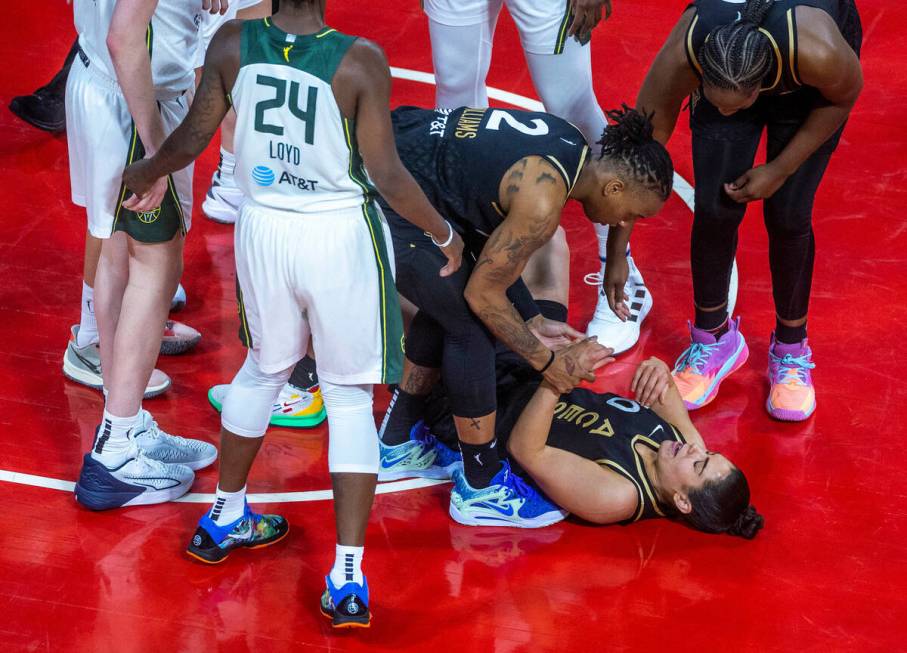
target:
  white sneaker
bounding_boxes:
[170,283,186,312]
[202,165,243,224]
[584,255,652,355]
[133,410,218,471]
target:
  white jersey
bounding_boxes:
[73,0,203,92]
[231,19,372,213]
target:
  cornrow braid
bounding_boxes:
[597,104,673,201]
[698,0,774,92]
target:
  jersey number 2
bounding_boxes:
[254,75,318,144]
[485,109,549,136]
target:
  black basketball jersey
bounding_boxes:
[390,106,589,247]
[685,0,860,96]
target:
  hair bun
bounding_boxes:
[729,505,764,539]
[602,104,655,146]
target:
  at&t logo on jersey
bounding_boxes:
[252,165,275,186]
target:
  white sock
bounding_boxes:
[91,409,141,464]
[594,224,632,265]
[218,147,236,181]
[76,281,98,348]
[209,485,247,526]
[330,544,364,587]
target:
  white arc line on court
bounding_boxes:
[0,67,733,503]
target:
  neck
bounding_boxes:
[272,1,325,33]
[636,442,669,506]
[569,159,597,203]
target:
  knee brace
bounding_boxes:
[322,381,380,474]
[221,351,292,438]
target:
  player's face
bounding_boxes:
[583,184,665,228]
[656,441,735,496]
[703,83,760,116]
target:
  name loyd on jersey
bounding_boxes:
[256,140,320,191]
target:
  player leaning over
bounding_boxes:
[123,0,462,628]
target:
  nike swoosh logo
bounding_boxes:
[72,348,101,374]
[649,425,664,438]
[128,477,183,490]
[475,501,515,517]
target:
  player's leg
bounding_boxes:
[672,95,763,410]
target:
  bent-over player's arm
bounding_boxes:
[635,7,699,145]
[123,23,239,202]
[334,39,462,275]
[507,382,638,524]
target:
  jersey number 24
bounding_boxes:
[254,74,318,145]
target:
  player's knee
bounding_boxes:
[221,351,291,438]
[322,381,380,474]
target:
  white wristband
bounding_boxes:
[427,220,454,248]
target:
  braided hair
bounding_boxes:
[678,466,765,539]
[698,0,774,92]
[596,105,673,201]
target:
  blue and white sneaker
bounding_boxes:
[378,420,462,482]
[449,461,567,528]
[74,446,194,511]
[133,410,217,471]
[320,574,371,628]
[186,501,289,564]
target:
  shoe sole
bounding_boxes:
[74,479,192,511]
[63,354,171,399]
[682,337,750,410]
[9,103,65,132]
[202,196,238,224]
[186,525,290,565]
[159,334,202,356]
[208,388,327,428]
[448,500,566,529]
[319,605,372,628]
[377,460,461,482]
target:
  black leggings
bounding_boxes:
[689,90,843,322]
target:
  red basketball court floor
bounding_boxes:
[2,2,906,651]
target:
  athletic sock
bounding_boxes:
[76,281,98,348]
[378,388,427,446]
[459,438,502,488]
[91,409,141,465]
[695,306,729,336]
[218,147,236,182]
[209,485,247,527]
[595,223,610,260]
[775,321,807,345]
[330,544,364,587]
[288,355,319,391]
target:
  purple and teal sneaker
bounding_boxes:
[766,334,816,421]
[378,420,462,482]
[672,317,749,410]
[186,501,289,564]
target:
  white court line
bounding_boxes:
[1,67,712,503]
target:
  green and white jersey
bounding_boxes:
[232,19,373,213]
[73,0,202,93]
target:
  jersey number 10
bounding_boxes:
[254,74,318,145]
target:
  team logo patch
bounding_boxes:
[192,534,202,546]
[252,165,276,187]
[137,207,161,224]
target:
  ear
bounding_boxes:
[673,491,692,515]
[604,178,624,196]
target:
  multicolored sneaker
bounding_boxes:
[186,502,289,564]
[672,317,749,410]
[207,382,327,428]
[449,460,566,528]
[766,334,816,421]
[63,325,171,398]
[320,575,371,629]
[584,254,652,355]
[378,420,462,482]
[133,410,217,471]
[159,319,201,355]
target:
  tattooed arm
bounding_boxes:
[122,21,240,208]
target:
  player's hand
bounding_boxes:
[527,314,585,351]
[604,252,629,321]
[631,357,672,407]
[568,0,612,41]
[202,0,230,15]
[122,160,168,213]
[541,337,614,394]
[724,162,788,203]
[438,230,464,277]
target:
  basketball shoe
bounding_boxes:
[160,319,202,355]
[449,460,566,528]
[672,317,749,410]
[766,334,816,421]
[132,410,217,470]
[170,283,187,312]
[320,575,371,629]
[186,502,289,564]
[585,254,652,354]
[207,381,326,428]
[202,154,243,224]
[378,420,462,481]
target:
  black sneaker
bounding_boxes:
[9,87,65,133]
[320,575,371,628]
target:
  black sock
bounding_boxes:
[775,320,807,344]
[379,389,427,446]
[288,355,318,391]
[695,306,729,336]
[459,439,502,488]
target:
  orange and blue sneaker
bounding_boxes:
[186,501,289,564]
[672,317,749,410]
[766,334,816,421]
[208,381,326,428]
[320,575,371,628]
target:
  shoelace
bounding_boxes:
[770,352,815,385]
[140,417,204,451]
[673,342,720,375]
[501,465,533,500]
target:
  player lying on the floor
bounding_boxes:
[383,301,764,538]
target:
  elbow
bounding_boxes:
[463,283,483,313]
